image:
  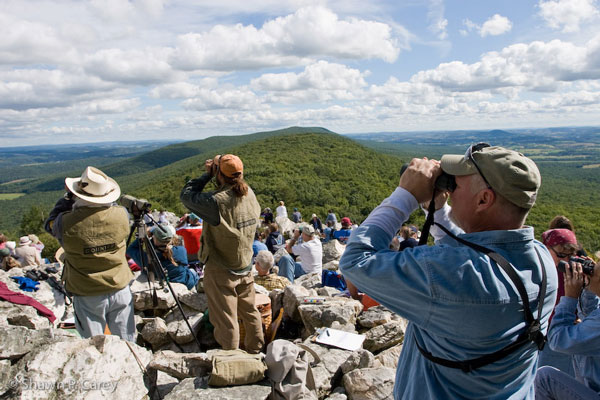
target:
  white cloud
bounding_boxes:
[181,87,262,110]
[427,0,448,40]
[411,36,600,92]
[460,15,512,38]
[88,0,167,23]
[170,6,402,71]
[538,0,600,32]
[479,14,513,37]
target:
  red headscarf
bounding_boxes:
[541,228,577,248]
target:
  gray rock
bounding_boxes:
[179,292,208,312]
[325,387,348,400]
[356,306,394,329]
[362,321,405,353]
[283,284,312,322]
[342,367,396,400]
[295,272,322,290]
[8,335,152,399]
[141,318,171,349]
[165,306,204,345]
[323,260,339,271]
[0,360,12,396]
[0,326,76,360]
[317,287,342,297]
[150,370,179,400]
[298,298,363,335]
[322,240,346,264]
[301,341,356,398]
[164,376,272,399]
[374,343,403,369]
[131,274,190,311]
[147,350,212,380]
[340,350,375,374]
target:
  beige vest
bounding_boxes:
[61,206,132,296]
[200,186,261,271]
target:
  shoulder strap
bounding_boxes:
[415,222,547,373]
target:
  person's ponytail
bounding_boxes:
[222,174,248,197]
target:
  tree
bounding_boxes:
[20,205,47,236]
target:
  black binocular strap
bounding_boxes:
[415,222,547,373]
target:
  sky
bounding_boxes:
[2,0,600,146]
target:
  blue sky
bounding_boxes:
[1,0,600,146]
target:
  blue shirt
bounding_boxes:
[548,292,600,393]
[333,228,352,244]
[339,187,557,400]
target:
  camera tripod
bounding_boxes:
[127,212,203,351]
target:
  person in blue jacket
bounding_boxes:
[127,224,199,290]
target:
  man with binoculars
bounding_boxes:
[340,144,557,399]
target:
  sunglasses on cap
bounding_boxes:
[464,142,493,190]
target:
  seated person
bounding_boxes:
[254,250,290,291]
[399,225,419,250]
[310,214,323,233]
[277,225,322,283]
[252,230,268,263]
[175,213,203,263]
[322,220,335,243]
[535,257,600,400]
[332,217,353,244]
[265,223,285,254]
[127,225,199,290]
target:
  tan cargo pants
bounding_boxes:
[203,263,265,354]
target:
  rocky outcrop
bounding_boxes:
[342,367,396,400]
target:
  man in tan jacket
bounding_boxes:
[45,166,134,341]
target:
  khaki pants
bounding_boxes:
[203,263,265,354]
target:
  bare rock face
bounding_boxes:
[164,306,204,345]
[147,350,212,380]
[342,367,396,400]
[298,297,363,335]
[322,240,346,264]
[5,335,152,399]
[0,326,76,360]
[323,260,339,271]
[317,287,341,297]
[150,370,179,400]
[362,321,405,353]
[164,376,272,399]
[131,274,190,311]
[301,341,356,398]
[374,343,403,369]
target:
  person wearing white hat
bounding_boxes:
[45,166,135,341]
[14,235,41,267]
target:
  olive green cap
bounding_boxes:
[441,146,541,209]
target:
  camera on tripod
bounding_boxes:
[558,256,596,275]
[120,195,151,218]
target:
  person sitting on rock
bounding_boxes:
[332,217,353,244]
[262,207,274,225]
[310,214,323,233]
[265,223,285,254]
[325,209,338,227]
[276,201,288,219]
[277,225,322,283]
[14,236,41,267]
[322,220,335,243]
[127,225,199,290]
[175,213,203,264]
[252,229,268,264]
[254,250,290,291]
[291,208,302,223]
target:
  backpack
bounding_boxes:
[265,339,321,400]
[208,349,267,387]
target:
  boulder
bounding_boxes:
[141,318,171,349]
[0,360,12,396]
[131,274,189,311]
[317,286,342,297]
[164,377,272,399]
[301,341,355,398]
[298,297,363,334]
[340,350,375,374]
[295,272,322,290]
[342,367,396,400]
[150,370,179,400]
[374,343,403,369]
[283,284,313,322]
[164,306,204,345]
[147,350,212,380]
[323,260,339,271]
[356,306,394,329]
[6,335,152,399]
[178,292,208,312]
[322,240,346,264]
[362,321,405,353]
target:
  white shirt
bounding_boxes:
[292,237,322,275]
[276,205,288,218]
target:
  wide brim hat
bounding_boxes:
[65,166,121,204]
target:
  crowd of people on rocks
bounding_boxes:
[2,144,600,400]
